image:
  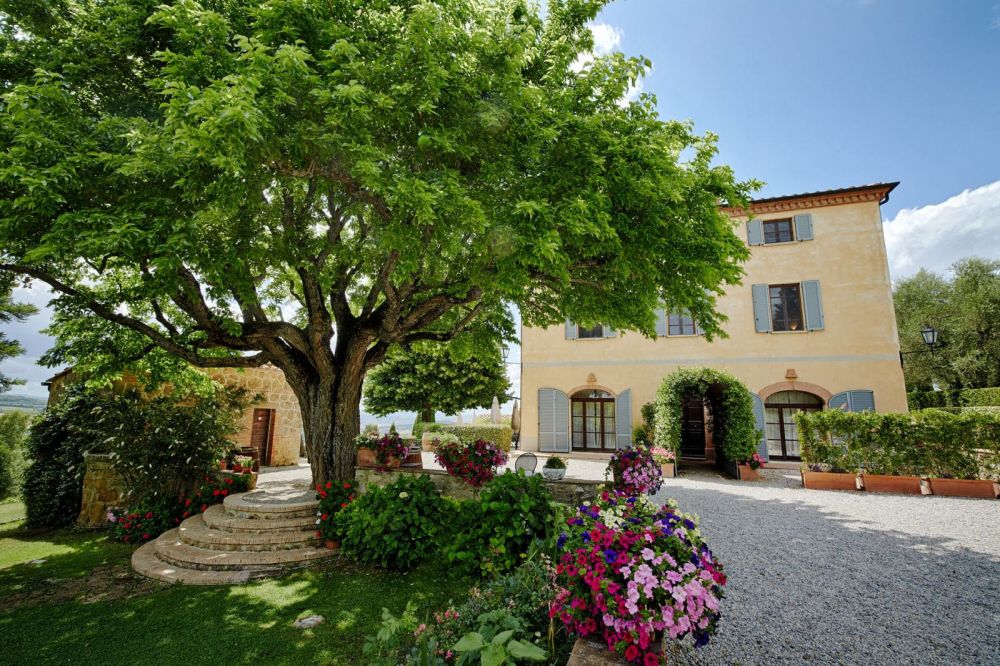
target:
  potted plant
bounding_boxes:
[355,431,408,471]
[433,437,508,487]
[737,452,765,481]
[218,458,228,471]
[801,464,861,491]
[650,447,676,478]
[315,479,356,549]
[233,454,254,474]
[402,438,423,468]
[542,455,567,481]
[605,448,662,495]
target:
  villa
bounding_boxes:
[519,182,908,462]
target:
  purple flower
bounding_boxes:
[557,533,568,549]
[603,549,618,565]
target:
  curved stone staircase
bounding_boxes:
[132,485,335,585]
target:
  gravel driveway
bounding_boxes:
[655,468,1000,666]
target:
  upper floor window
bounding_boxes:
[565,320,615,340]
[769,284,804,332]
[577,324,604,339]
[668,312,697,336]
[763,218,794,244]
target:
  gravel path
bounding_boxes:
[655,468,1000,666]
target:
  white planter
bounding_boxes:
[542,467,566,481]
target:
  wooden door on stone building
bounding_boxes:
[250,408,275,466]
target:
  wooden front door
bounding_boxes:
[680,399,706,458]
[250,408,275,466]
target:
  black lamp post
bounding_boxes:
[501,344,510,363]
[900,325,940,367]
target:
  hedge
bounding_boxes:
[797,409,1000,479]
[907,387,1000,410]
[424,423,513,452]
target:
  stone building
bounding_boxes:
[45,365,303,467]
[519,183,908,463]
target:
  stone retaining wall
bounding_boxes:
[354,467,602,505]
[77,453,126,527]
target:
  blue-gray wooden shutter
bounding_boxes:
[752,284,771,332]
[655,308,667,336]
[751,393,768,461]
[695,319,705,335]
[801,280,825,331]
[538,389,570,452]
[829,390,875,412]
[794,213,814,241]
[615,389,632,450]
[602,325,617,338]
[564,319,577,340]
[747,219,763,246]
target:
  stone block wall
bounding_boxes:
[210,367,303,466]
[354,467,602,505]
[77,453,126,528]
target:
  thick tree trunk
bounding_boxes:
[421,404,435,423]
[295,378,364,484]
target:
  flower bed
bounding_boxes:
[315,479,357,546]
[433,437,507,487]
[355,431,410,471]
[551,492,726,664]
[606,448,663,495]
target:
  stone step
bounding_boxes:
[154,529,334,571]
[177,514,320,552]
[132,541,268,586]
[223,486,319,520]
[202,504,317,534]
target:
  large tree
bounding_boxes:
[894,257,1000,390]
[364,336,512,423]
[0,275,37,393]
[0,0,755,482]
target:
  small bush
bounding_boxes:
[108,497,176,544]
[315,479,357,542]
[445,471,555,577]
[340,474,452,570]
[426,424,513,452]
[907,387,1000,410]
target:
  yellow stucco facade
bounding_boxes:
[519,183,908,456]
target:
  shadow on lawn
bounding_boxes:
[655,476,1000,665]
[0,538,468,666]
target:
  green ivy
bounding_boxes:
[652,367,759,463]
[340,474,453,571]
[444,472,555,577]
[797,409,1000,478]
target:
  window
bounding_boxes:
[571,390,616,450]
[763,218,794,244]
[577,324,604,339]
[668,312,697,336]
[769,284,804,332]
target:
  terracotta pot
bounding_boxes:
[660,462,675,478]
[324,539,340,550]
[357,447,401,470]
[403,450,423,468]
[861,474,922,494]
[801,471,859,491]
[421,432,435,451]
[218,461,228,471]
[738,464,760,481]
[245,472,257,491]
[231,464,243,473]
[926,478,1000,499]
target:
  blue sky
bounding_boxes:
[595,0,999,218]
[3,0,1000,408]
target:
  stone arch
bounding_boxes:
[757,381,832,405]
[567,383,618,398]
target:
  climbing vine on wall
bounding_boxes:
[653,367,759,463]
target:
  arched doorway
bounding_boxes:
[570,389,616,451]
[764,390,823,460]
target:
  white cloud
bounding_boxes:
[883,180,1000,280]
[589,22,623,56]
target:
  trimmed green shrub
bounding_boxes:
[0,411,33,500]
[653,367,759,463]
[444,471,555,577]
[340,474,453,570]
[907,387,1000,410]
[798,409,1000,479]
[424,423,513,452]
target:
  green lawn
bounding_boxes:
[0,520,469,665]
[0,498,25,526]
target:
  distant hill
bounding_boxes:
[0,394,47,412]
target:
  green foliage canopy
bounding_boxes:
[363,338,511,420]
[0,0,756,481]
[894,257,1000,390]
